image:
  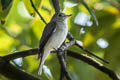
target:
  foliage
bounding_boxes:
[0,0,120,80]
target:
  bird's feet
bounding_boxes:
[57,48,64,52]
[53,48,64,52]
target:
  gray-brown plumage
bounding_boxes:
[38,13,71,75]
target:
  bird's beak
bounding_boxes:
[65,14,72,18]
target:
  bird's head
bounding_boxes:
[52,13,72,22]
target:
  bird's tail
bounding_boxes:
[38,49,50,75]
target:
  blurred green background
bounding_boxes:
[0,0,120,80]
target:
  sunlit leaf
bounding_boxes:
[0,34,14,51]
[112,18,120,29]
[103,6,119,15]
[83,32,94,46]
[23,56,38,72]
[17,1,33,18]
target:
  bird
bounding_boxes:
[38,13,71,75]
[38,12,72,75]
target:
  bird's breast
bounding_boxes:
[46,22,68,49]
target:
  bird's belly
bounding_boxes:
[47,27,68,49]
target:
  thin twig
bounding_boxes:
[30,0,47,24]
[82,0,99,26]
[75,41,109,64]
[67,32,109,64]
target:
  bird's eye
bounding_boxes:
[59,14,62,17]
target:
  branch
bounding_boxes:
[75,41,109,63]
[1,45,120,80]
[60,64,65,80]
[0,57,41,80]
[82,0,99,26]
[59,51,66,80]
[67,50,120,80]
[30,0,47,24]
[2,39,75,61]
[57,50,72,80]
[51,0,61,13]
[0,33,106,65]
[67,33,109,64]
[2,48,39,61]
[2,34,116,80]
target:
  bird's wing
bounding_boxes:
[38,21,56,59]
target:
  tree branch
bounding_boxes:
[60,65,65,80]
[2,39,75,61]
[59,51,67,80]
[30,0,47,24]
[67,32,109,64]
[2,48,39,61]
[75,41,109,63]
[51,0,61,13]
[1,41,120,80]
[1,47,119,80]
[0,57,41,80]
[67,50,120,80]
[2,33,119,80]
[82,0,99,26]
[57,50,72,80]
